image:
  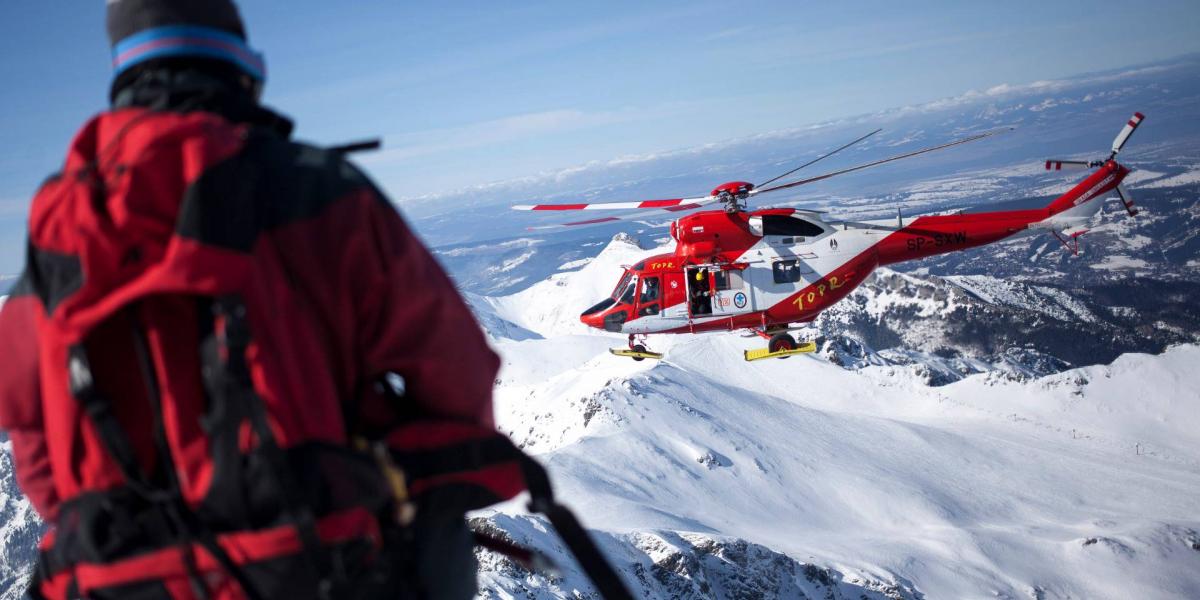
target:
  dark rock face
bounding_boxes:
[808,186,1200,385]
[473,515,921,600]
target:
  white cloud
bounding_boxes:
[359,108,644,167]
[885,64,1171,117]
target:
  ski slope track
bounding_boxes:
[469,238,1200,600]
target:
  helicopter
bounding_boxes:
[513,113,1145,361]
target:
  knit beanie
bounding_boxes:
[106,0,265,82]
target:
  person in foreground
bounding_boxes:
[0,1,585,598]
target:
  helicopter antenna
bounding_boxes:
[756,128,882,189]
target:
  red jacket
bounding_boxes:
[0,100,498,523]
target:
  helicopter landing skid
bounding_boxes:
[744,328,817,361]
[610,347,663,361]
[744,342,817,362]
[611,334,662,362]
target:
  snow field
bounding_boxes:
[470,238,1200,599]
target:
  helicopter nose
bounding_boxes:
[600,310,627,332]
[580,298,621,331]
[579,304,627,332]
[580,310,606,330]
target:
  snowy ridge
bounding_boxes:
[0,441,42,600]
[481,234,660,339]
[467,237,1200,599]
[1140,166,1200,189]
[943,274,1098,322]
[474,514,921,600]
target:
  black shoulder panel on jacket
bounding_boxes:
[7,271,34,298]
[176,129,379,252]
[22,240,83,315]
[39,172,63,191]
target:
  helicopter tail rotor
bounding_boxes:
[1044,112,1145,172]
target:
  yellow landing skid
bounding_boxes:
[744,342,817,362]
[610,348,664,361]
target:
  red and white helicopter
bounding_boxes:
[514,113,1145,361]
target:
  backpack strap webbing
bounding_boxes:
[204,295,339,596]
[62,323,266,600]
[389,431,633,599]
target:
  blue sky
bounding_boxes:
[1,0,1199,275]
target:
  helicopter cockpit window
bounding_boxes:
[762,215,824,237]
[772,260,804,284]
[619,275,638,304]
[582,297,616,316]
[611,271,633,300]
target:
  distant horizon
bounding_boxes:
[384,52,1200,205]
[2,51,1198,283]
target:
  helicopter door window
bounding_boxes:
[638,276,661,316]
[712,269,743,291]
[772,259,814,283]
[640,276,660,302]
[712,270,727,290]
[773,260,803,284]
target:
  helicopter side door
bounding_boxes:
[635,274,663,318]
[709,266,754,316]
[658,271,688,319]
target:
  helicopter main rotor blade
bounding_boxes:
[513,195,712,211]
[756,128,882,189]
[1110,112,1145,159]
[751,128,1011,196]
[525,197,717,230]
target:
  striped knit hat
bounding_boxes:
[106,0,265,82]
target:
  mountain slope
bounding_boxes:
[467,238,1200,600]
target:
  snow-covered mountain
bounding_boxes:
[0,438,40,598]
[465,237,1200,599]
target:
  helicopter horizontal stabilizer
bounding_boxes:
[1060,225,1089,237]
[1044,159,1098,171]
[1047,225,1090,256]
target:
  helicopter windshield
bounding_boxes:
[611,270,634,301]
